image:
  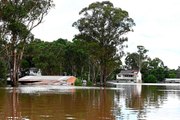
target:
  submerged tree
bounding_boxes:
[0,0,54,86]
[73,1,135,86]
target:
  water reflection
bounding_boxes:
[113,84,168,119]
[0,86,116,120]
[0,88,26,120]
[0,85,180,120]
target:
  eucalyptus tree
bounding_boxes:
[0,0,54,86]
[141,57,167,82]
[125,52,139,70]
[148,58,164,69]
[147,58,165,82]
[137,45,148,70]
[73,1,135,86]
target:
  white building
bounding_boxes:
[116,70,142,83]
[164,78,180,83]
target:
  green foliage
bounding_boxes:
[137,45,148,70]
[0,80,6,87]
[21,59,30,69]
[140,57,168,82]
[144,74,157,83]
[125,52,139,70]
[168,73,176,78]
[0,61,7,86]
[87,80,93,86]
[64,39,89,76]
[75,78,82,86]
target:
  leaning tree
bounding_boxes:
[0,0,54,86]
[73,1,135,86]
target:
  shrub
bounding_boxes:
[0,79,7,87]
[0,61,7,86]
[75,78,82,86]
[87,80,93,86]
[144,74,157,83]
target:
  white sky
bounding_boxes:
[32,0,180,69]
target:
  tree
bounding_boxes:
[144,74,157,83]
[148,58,164,69]
[125,52,139,70]
[73,1,135,86]
[125,46,148,71]
[0,0,54,86]
[142,57,166,82]
[167,69,176,78]
[64,39,89,77]
[137,45,148,70]
[25,39,68,75]
[0,60,7,86]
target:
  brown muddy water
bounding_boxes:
[0,84,180,120]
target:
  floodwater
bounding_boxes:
[0,84,180,120]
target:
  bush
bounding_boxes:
[75,78,82,86]
[87,80,93,86]
[0,61,7,86]
[0,79,7,87]
[144,74,157,83]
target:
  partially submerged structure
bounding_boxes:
[116,70,142,83]
[19,76,76,85]
[164,78,180,83]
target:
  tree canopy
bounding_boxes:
[73,1,135,86]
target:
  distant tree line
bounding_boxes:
[20,38,122,85]
[125,46,179,83]
[2,38,179,85]
[1,37,180,85]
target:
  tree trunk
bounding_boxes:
[81,66,84,80]
[100,65,104,86]
[12,49,18,87]
[103,68,107,87]
[92,65,96,85]
[104,66,108,87]
[100,64,108,87]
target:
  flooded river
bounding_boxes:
[0,84,180,120]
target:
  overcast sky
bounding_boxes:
[32,0,180,69]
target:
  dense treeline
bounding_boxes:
[125,46,179,83]
[21,38,121,85]
[1,37,180,85]
[19,38,180,84]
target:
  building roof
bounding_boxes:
[19,76,76,85]
[19,76,72,81]
[119,70,138,75]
